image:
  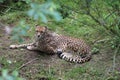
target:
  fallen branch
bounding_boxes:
[0,22,6,27]
[93,38,110,44]
[18,58,39,70]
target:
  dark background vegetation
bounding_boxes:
[0,0,120,80]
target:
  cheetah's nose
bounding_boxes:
[38,35,40,37]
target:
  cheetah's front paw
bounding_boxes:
[27,46,32,50]
[9,45,17,49]
[27,46,36,50]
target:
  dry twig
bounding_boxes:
[18,58,39,69]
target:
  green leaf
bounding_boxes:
[34,13,39,20]
[52,12,62,21]
[28,9,35,17]
[2,70,8,78]
[20,30,27,36]
[5,76,14,80]
[22,0,31,4]
[27,1,62,23]
[0,77,3,80]
[0,0,4,3]
[12,71,19,77]
[39,13,47,23]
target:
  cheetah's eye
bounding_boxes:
[40,31,44,33]
[36,30,39,32]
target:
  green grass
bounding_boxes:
[0,9,105,80]
[0,2,120,80]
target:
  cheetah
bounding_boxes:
[10,25,92,63]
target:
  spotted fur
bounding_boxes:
[10,26,92,63]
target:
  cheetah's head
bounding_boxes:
[35,25,48,39]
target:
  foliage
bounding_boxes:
[22,0,32,4]
[0,69,24,80]
[1,0,62,41]
[28,1,62,23]
[0,0,28,18]
[0,0,4,3]
[56,0,120,51]
[11,21,30,42]
[85,0,120,50]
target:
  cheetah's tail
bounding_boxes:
[58,52,92,63]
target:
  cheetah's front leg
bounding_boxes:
[10,42,35,49]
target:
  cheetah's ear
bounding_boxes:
[44,26,48,31]
[45,26,52,31]
[44,26,48,29]
[35,24,39,27]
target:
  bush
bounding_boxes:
[0,69,24,80]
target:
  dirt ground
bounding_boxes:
[0,26,120,80]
